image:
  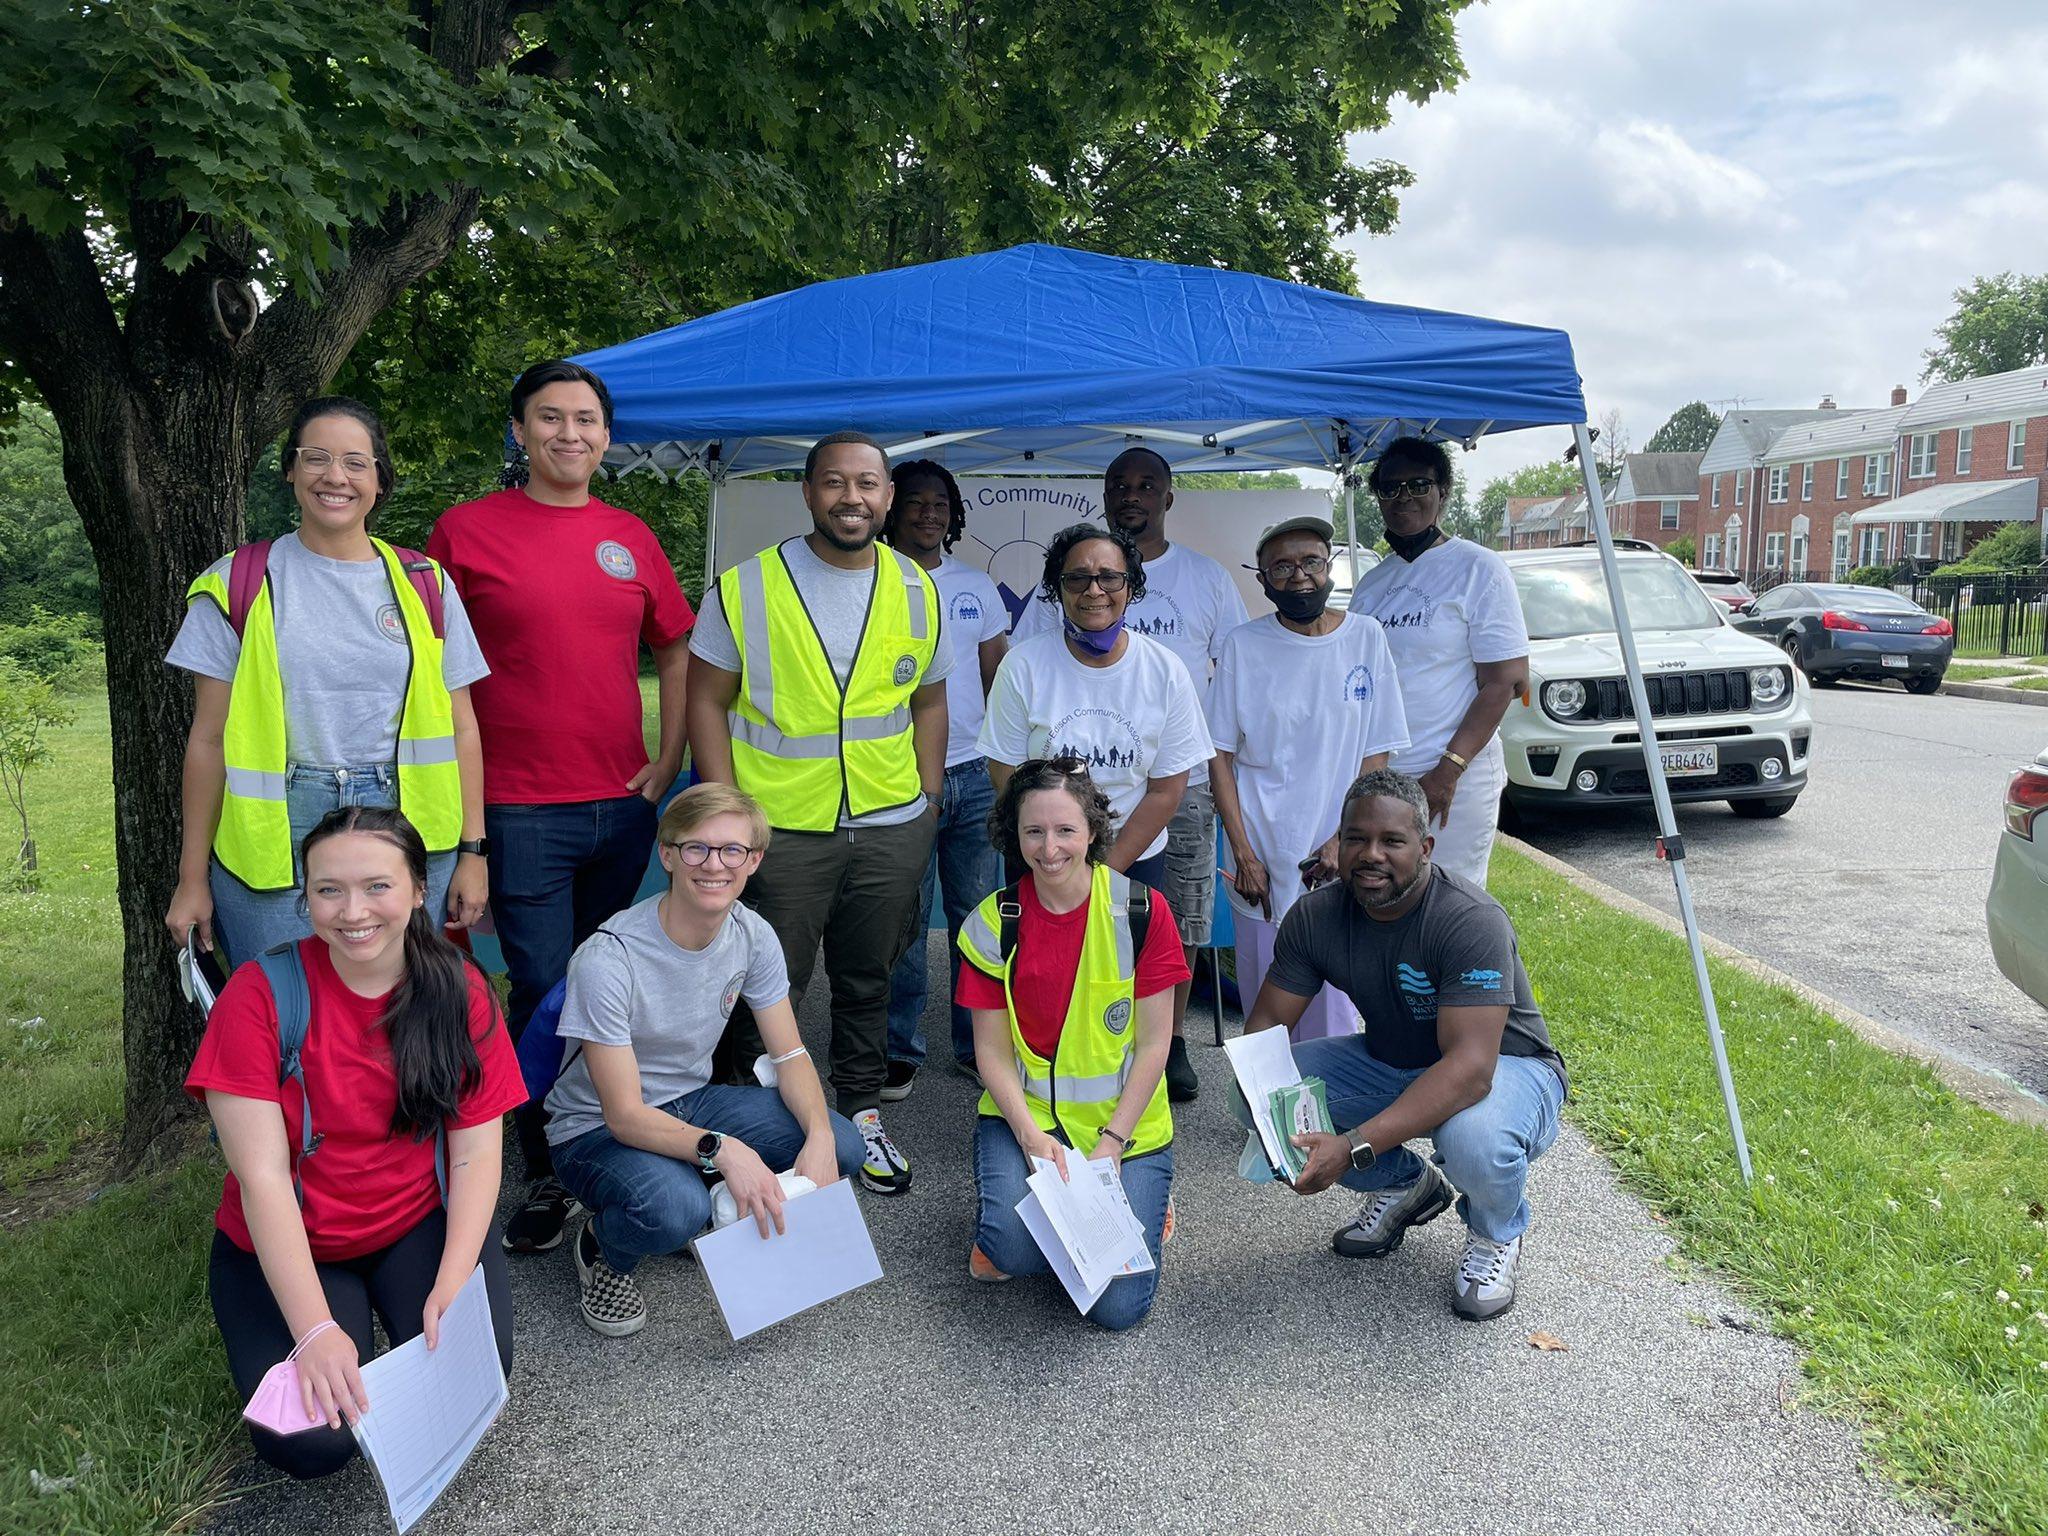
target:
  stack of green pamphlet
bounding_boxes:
[1269,1077,1333,1182]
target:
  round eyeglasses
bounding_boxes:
[668,840,758,868]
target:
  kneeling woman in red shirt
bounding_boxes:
[186,806,527,1479]
[956,758,1189,1330]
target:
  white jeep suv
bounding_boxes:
[1498,544,1814,819]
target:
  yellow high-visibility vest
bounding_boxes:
[720,539,939,832]
[957,863,1173,1157]
[186,538,461,890]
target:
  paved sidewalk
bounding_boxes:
[221,943,1949,1536]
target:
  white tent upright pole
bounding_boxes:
[1342,457,1360,587]
[703,465,724,597]
[1570,423,1754,1186]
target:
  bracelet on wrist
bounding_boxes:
[1441,749,1470,773]
[1100,1126,1129,1148]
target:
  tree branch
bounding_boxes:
[0,216,127,428]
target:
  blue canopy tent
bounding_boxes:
[567,242,1754,1182]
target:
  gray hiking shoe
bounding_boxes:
[1330,1160,1454,1258]
[1452,1230,1523,1321]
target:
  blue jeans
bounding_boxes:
[208,762,456,968]
[486,794,659,1177]
[1289,1036,1565,1244]
[551,1084,866,1274]
[886,760,1001,1068]
[971,1116,1173,1332]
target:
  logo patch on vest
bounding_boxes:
[1104,998,1133,1034]
[595,539,638,580]
[376,604,406,644]
[720,972,746,1020]
[893,654,917,686]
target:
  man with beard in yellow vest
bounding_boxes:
[687,430,947,1195]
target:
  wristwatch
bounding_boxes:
[1346,1130,1377,1173]
[456,838,490,857]
[696,1131,725,1173]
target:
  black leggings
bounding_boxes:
[209,1210,514,1480]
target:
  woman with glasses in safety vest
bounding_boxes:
[165,397,493,966]
[955,758,1189,1330]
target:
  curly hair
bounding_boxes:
[1036,521,1148,612]
[281,396,394,516]
[988,758,1120,869]
[884,459,967,552]
[1369,435,1454,493]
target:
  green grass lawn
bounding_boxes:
[1946,660,2048,684]
[2009,675,2048,693]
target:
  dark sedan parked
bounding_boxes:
[1734,582,1954,692]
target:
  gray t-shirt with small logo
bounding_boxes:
[543,893,791,1146]
[166,532,490,767]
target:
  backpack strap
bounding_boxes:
[256,941,318,1205]
[388,545,446,640]
[1127,882,1152,970]
[226,540,274,639]
[996,882,1024,963]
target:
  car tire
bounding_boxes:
[1905,673,1943,695]
[1778,634,1804,672]
[1729,795,1798,819]
[1498,795,1528,837]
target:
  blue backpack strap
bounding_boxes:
[515,976,574,1104]
[256,941,318,1206]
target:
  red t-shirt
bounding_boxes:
[427,487,695,804]
[185,939,528,1261]
[956,876,1189,1060]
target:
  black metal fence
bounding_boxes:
[1902,571,2048,657]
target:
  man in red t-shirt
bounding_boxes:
[427,359,695,1255]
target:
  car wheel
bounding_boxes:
[1778,634,1804,672]
[1905,673,1943,695]
[1729,795,1798,819]
[1498,796,1527,837]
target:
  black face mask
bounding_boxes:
[1384,522,1444,563]
[1261,575,1335,624]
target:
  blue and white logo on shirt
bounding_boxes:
[1125,591,1187,641]
[950,591,983,625]
[1458,967,1504,991]
[1375,584,1437,632]
[1397,962,1436,1018]
[595,539,637,580]
[1344,664,1373,703]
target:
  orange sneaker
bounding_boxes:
[1162,1199,1177,1245]
[968,1243,1011,1283]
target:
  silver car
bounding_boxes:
[1988,742,2048,1010]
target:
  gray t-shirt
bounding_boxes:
[166,533,490,768]
[1269,867,1567,1091]
[690,536,952,826]
[543,894,790,1146]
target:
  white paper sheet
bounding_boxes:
[691,1177,883,1341]
[1022,1155,1151,1294]
[349,1265,506,1536]
[1223,1026,1305,1174]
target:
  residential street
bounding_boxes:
[1519,682,2048,1097]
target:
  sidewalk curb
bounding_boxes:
[1499,834,2048,1130]
[1940,679,2048,706]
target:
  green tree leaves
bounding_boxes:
[1922,272,2048,383]
[1644,401,1721,454]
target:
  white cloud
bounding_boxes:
[1594,121,1773,225]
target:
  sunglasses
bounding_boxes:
[1372,476,1440,503]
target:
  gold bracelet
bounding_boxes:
[1442,749,1470,772]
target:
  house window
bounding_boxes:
[1764,532,1786,567]
[1767,466,1788,503]
[1735,469,1749,505]
[1904,521,1934,559]
[1858,525,1889,565]
[1659,500,1680,530]
[1711,477,1721,509]
[1956,425,1973,474]
[1863,452,1892,496]
[1835,459,1849,498]
[1704,534,1722,567]
[1832,530,1850,579]
[1801,463,1814,500]
[2013,420,2029,472]
[1908,432,1936,478]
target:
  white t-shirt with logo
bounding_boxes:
[1014,541,1247,786]
[932,554,1007,766]
[1207,613,1411,921]
[1345,538,1528,773]
[978,629,1211,860]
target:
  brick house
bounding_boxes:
[1695,404,1870,574]
[1501,491,1587,549]
[1606,452,1701,552]
[1756,402,1905,579]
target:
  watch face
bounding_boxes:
[1349,1140,1376,1171]
[697,1132,721,1160]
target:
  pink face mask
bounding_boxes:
[242,1320,342,1437]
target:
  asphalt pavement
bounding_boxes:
[217,972,1949,1536]
[1515,681,2048,1097]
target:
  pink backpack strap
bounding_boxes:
[226,540,274,638]
[390,545,446,640]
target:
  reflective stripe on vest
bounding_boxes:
[721,540,939,832]
[188,538,463,890]
[957,864,1173,1155]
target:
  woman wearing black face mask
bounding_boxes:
[1344,438,1531,887]
[1207,517,1411,1039]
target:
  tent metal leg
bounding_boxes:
[703,472,722,597]
[1571,423,1755,1187]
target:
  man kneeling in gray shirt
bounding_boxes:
[1235,769,1568,1321]
[545,783,864,1337]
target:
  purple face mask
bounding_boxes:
[1062,613,1127,654]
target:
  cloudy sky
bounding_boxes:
[1342,0,2048,493]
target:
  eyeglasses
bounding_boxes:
[668,840,757,868]
[1373,476,1439,503]
[1256,555,1331,582]
[1058,570,1130,594]
[293,447,379,478]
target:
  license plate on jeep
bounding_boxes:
[1660,744,1718,777]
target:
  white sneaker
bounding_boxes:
[1452,1230,1523,1321]
[854,1107,913,1195]
[1330,1161,1454,1257]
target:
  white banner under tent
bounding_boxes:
[712,476,1337,634]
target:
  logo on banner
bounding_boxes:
[1104,998,1133,1034]
[893,654,917,686]
[1344,664,1373,703]
[720,972,746,1019]
[376,604,406,644]
[595,539,637,579]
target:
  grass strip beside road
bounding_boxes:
[1945,660,2048,684]
[1494,848,2048,1535]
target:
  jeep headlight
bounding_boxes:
[1750,666,1787,706]
[1542,679,1588,719]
